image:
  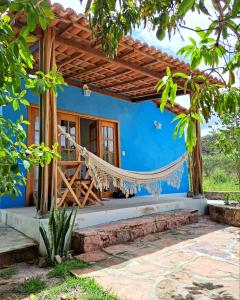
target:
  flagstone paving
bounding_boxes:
[73,216,240,300]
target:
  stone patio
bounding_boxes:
[72,216,240,300]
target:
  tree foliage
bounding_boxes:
[0,0,65,198]
[84,0,240,151]
[208,111,240,185]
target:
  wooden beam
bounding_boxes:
[120,82,157,93]
[64,78,131,101]
[132,90,185,102]
[56,36,169,81]
[58,53,83,68]
[86,60,160,85]
[87,70,131,84]
[65,49,135,79]
[103,76,147,89]
[37,27,57,214]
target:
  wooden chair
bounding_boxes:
[57,161,104,208]
[74,168,104,207]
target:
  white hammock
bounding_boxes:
[58,126,188,197]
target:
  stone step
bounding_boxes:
[0,223,38,268]
[72,209,198,253]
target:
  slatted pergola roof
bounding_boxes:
[15,2,222,114]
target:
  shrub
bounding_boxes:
[18,276,46,294]
[48,259,89,279]
[212,170,227,184]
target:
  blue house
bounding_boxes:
[0,3,193,209]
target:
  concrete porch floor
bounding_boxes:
[0,195,207,254]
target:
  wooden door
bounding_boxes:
[57,113,80,161]
[99,121,119,167]
[99,120,119,197]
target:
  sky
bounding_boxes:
[54,0,222,136]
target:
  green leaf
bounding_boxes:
[170,83,177,104]
[173,72,189,79]
[198,1,210,15]
[232,0,240,16]
[39,15,47,30]
[27,12,37,32]
[191,113,203,123]
[20,99,30,106]
[195,27,206,39]
[10,164,20,174]
[166,67,171,76]
[12,99,19,111]
[189,37,196,46]
[172,113,187,122]
[160,82,170,111]
[23,160,30,170]
[178,0,195,15]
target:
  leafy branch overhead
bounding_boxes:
[84,0,240,151]
[0,0,65,198]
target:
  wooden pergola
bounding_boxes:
[15,3,222,213]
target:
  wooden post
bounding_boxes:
[37,26,57,214]
[191,115,203,197]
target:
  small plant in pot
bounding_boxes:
[40,200,77,266]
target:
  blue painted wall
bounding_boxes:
[0,85,189,208]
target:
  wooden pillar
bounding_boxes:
[37,27,57,214]
[191,115,203,197]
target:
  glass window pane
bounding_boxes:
[69,122,76,135]
[103,140,108,152]
[103,152,108,161]
[61,120,68,132]
[35,116,40,131]
[108,141,113,153]
[108,127,113,139]
[70,139,76,149]
[102,127,107,139]
[70,151,76,161]
[61,135,66,147]
[35,132,40,145]
[108,153,114,165]
[61,150,68,161]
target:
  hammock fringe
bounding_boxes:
[58,126,188,197]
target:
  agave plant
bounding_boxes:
[40,200,77,265]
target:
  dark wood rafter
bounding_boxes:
[37,26,57,214]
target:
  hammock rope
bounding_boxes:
[58,125,188,197]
